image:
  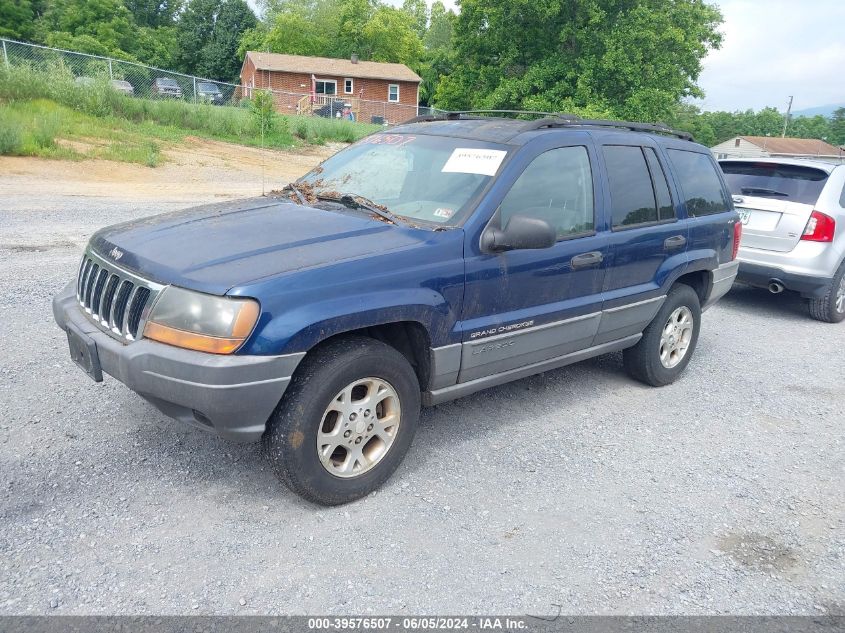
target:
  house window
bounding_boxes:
[735,138,741,147]
[344,78,354,94]
[388,84,399,103]
[315,79,337,95]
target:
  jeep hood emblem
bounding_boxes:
[108,247,124,261]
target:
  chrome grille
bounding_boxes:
[76,248,165,342]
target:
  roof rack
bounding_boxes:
[402,111,694,142]
[523,116,694,141]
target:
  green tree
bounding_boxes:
[244,0,424,66]
[789,115,830,141]
[244,8,333,57]
[830,108,845,146]
[124,0,181,28]
[0,0,38,39]
[134,25,178,68]
[38,0,137,57]
[336,0,375,59]
[173,0,220,74]
[360,6,422,65]
[424,0,453,51]
[434,0,722,121]
[401,0,427,37]
[196,0,256,80]
[175,0,256,78]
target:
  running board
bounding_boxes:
[422,334,641,406]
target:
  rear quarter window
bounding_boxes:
[720,161,829,206]
[667,150,730,217]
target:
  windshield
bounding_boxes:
[158,78,178,87]
[198,82,219,92]
[720,161,829,205]
[298,133,509,226]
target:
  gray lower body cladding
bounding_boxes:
[703,260,739,308]
[53,282,303,443]
[424,295,666,406]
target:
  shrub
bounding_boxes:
[31,113,61,149]
[249,89,278,135]
[0,118,23,155]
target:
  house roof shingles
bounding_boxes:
[245,52,422,83]
[741,136,843,156]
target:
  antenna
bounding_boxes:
[260,92,266,196]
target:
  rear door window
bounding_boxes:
[667,150,730,216]
[603,145,658,228]
[720,161,829,206]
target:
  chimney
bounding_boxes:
[351,54,359,64]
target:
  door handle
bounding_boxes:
[664,235,687,250]
[570,251,604,269]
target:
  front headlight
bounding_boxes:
[143,286,260,354]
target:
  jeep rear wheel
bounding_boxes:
[623,284,701,387]
[263,336,420,506]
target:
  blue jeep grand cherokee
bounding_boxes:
[53,114,740,505]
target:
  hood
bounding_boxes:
[90,197,430,295]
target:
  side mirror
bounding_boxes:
[481,214,556,252]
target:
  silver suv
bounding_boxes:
[720,158,845,323]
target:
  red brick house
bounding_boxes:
[239,52,422,124]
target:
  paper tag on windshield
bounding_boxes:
[441,148,507,176]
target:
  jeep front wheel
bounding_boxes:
[263,336,421,505]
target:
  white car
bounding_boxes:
[720,158,845,323]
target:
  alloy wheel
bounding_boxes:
[659,306,694,369]
[316,378,401,478]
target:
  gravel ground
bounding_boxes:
[0,194,843,616]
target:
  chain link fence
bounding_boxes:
[0,38,443,123]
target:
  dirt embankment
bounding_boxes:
[0,137,341,203]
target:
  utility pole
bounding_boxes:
[782,95,794,138]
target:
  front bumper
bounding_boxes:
[52,282,304,442]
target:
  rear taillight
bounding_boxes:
[732,220,742,260]
[801,211,835,242]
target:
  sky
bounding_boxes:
[693,0,845,112]
[258,0,844,113]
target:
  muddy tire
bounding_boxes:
[263,336,420,506]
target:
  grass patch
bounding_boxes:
[0,64,381,165]
[0,99,163,164]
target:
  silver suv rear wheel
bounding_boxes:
[808,260,845,323]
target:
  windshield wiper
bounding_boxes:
[740,186,789,198]
[316,192,404,225]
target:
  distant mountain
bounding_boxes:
[792,103,844,118]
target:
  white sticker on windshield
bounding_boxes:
[441,148,507,176]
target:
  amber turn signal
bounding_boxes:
[144,322,246,354]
